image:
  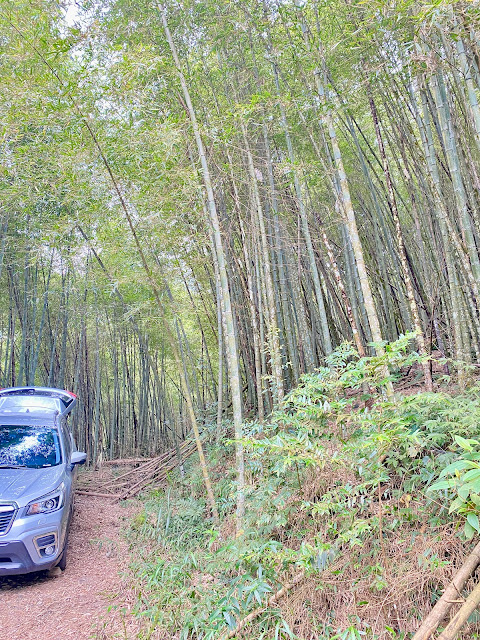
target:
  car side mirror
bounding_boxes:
[70,452,87,467]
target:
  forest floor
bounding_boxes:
[0,494,142,640]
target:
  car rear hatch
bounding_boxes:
[0,387,77,417]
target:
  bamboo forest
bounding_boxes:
[3,0,480,638]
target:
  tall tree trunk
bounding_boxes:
[162,8,244,527]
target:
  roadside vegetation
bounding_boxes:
[127,335,480,639]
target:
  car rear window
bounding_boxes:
[0,396,60,414]
[0,426,62,468]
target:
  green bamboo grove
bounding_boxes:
[1,1,480,481]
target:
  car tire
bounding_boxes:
[56,530,69,571]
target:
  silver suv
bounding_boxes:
[0,387,86,576]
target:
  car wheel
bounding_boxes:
[56,531,69,571]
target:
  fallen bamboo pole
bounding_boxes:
[97,454,166,485]
[102,457,155,466]
[412,540,480,640]
[78,436,204,500]
[437,579,480,639]
[76,490,121,499]
[118,444,199,499]
[95,447,180,486]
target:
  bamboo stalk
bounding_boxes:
[412,540,480,640]
[437,579,480,640]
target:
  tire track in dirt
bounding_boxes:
[0,495,140,640]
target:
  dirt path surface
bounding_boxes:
[0,495,141,640]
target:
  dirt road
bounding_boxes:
[0,495,140,640]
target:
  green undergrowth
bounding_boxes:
[126,334,480,640]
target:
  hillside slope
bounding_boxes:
[124,338,480,639]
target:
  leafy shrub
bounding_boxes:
[129,335,480,639]
[428,435,480,539]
